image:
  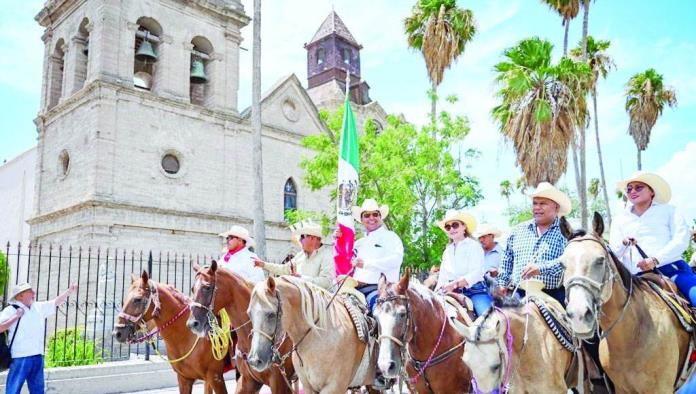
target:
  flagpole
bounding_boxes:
[345,68,350,99]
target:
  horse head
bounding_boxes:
[113,270,160,343]
[560,212,619,338]
[247,276,284,372]
[374,272,411,379]
[186,260,220,338]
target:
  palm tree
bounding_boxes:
[500,180,513,208]
[571,36,614,226]
[625,69,677,170]
[541,0,580,55]
[251,0,267,258]
[492,38,591,187]
[404,0,476,122]
[588,177,600,201]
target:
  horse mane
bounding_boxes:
[281,276,340,330]
[162,284,191,306]
[607,247,648,294]
[473,306,502,342]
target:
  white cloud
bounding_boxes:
[658,142,696,223]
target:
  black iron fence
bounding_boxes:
[1,242,216,366]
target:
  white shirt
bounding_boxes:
[0,300,56,358]
[353,226,404,284]
[610,202,690,274]
[436,238,485,290]
[218,247,265,283]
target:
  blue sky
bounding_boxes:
[1,0,695,229]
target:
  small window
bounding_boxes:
[284,178,297,213]
[161,154,180,174]
[342,48,351,64]
[316,48,325,65]
[58,150,70,177]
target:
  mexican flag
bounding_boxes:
[334,95,359,276]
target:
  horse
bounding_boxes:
[113,270,227,394]
[451,292,581,394]
[246,275,381,394]
[373,272,473,393]
[560,212,692,393]
[186,261,295,394]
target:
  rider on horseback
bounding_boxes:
[217,225,265,283]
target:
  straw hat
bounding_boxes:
[518,279,545,294]
[289,220,323,247]
[616,171,671,204]
[218,225,256,248]
[352,199,389,222]
[474,223,502,239]
[530,182,572,216]
[9,282,33,301]
[437,209,477,234]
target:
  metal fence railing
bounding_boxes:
[1,242,215,366]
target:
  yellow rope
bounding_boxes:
[208,308,233,361]
[149,335,200,364]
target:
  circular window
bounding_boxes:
[282,99,299,122]
[161,153,180,174]
[58,150,70,177]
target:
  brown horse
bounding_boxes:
[374,272,472,393]
[186,261,295,394]
[561,213,691,393]
[113,271,227,393]
[246,275,381,394]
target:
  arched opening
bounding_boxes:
[190,36,213,106]
[316,47,325,65]
[284,178,298,216]
[48,38,65,109]
[342,48,351,64]
[133,17,162,91]
[74,18,90,90]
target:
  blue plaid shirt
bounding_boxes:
[498,218,567,289]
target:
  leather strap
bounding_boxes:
[8,305,22,353]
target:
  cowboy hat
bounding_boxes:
[289,220,323,247]
[218,225,256,248]
[437,209,477,234]
[529,182,572,216]
[616,171,671,204]
[9,282,33,301]
[352,198,389,222]
[474,223,501,239]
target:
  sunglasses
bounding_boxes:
[444,222,461,231]
[226,235,240,241]
[626,184,646,193]
[361,212,381,219]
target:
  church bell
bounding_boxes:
[135,39,158,63]
[190,58,208,84]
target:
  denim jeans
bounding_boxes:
[6,355,45,394]
[356,284,379,312]
[461,281,493,317]
[655,260,696,305]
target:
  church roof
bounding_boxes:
[308,11,359,46]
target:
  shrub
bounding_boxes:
[45,327,102,367]
[0,251,9,296]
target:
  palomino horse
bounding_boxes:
[451,292,580,393]
[561,213,692,393]
[374,272,472,393]
[186,261,295,394]
[247,275,381,394]
[113,271,227,394]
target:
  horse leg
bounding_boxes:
[176,374,195,394]
[268,375,294,394]
[204,373,228,394]
[234,374,263,394]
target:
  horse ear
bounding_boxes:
[450,318,475,341]
[141,270,149,283]
[192,263,201,273]
[397,269,410,293]
[559,216,574,240]
[210,260,218,273]
[267,276,276,294]
[592,212,605,237]
[378,273,388,293]
[130,273,138,283]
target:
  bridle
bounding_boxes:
[467,307,514,394]
[563,235,633,340]
[115,280,161,341]
[189,269,252,335]
[374,293,414,348]
[250,290,288,363]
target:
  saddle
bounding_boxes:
[443,292,476,326]
[641,272,695,331]
[340,293,376,343]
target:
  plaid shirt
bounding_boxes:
[498,218,567,289]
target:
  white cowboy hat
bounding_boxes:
[9,282,33,301]
[218,225,256,248]
[616,171,671,204]
[437,209,478,234]
[352,198,389,222]
[474,223,501,239]
[289,220,324,247]
[529,182,572,216]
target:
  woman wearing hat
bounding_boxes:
[610,171,695,304]
[435,209,491,316]
[217,225,265,283]
[254,220,335,289]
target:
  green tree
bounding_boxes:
[0,251,9,299]
[300,104,482,270]
[404,0,476,122]
[541,0,580,55]
[571,36,614,227]
[492,37,591,187]
[625,68,677,170]
[588,177,600,201]
[500,180,513,208]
